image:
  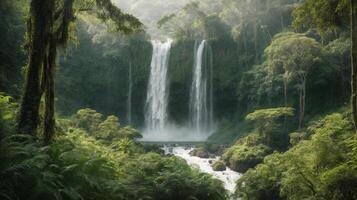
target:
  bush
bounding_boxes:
[222,134,271,173]
[235,153,286,200]
[73,109,142,141]
[222,141,271,173]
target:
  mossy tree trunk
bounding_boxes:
[351,0,357,131]
[18,0,53,135]
[43,34,57,144]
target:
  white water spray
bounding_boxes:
[145,40,172,136]
[190,40,214,139]
[163,146,241,195]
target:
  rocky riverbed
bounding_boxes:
[162,146,241,194]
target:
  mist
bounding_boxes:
[113,0,190,37]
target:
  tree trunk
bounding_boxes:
[127,60,132,125]
[18,0,53,135]
[43,36,56,144]
[352,0,357,131]
[298,89,303,129]
[283,78,288,129]
[299,79,306,129]
[284,79,288,107]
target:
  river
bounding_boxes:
[163,146,241,196]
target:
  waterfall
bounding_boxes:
[190,40,214,138]
[145,40,172,135]
[127,61,132,125]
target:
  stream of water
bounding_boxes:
[163,146,241,196]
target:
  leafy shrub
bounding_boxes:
[235,153,286,200]
[0,93,18,136]
[245,107,294,147]
[74,108,103,134]
[289,132,307,146]
[73,108,142,141]
[222,134,271,173]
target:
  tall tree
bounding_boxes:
[18,0,54,135]
[18,0,141,142]
[352,0,357,131]
[265,32,321,129]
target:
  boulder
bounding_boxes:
[211,160,226,171]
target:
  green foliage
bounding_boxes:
[245,106,294,134]
[236,112,357,200]
[235,152,286,200]
[73,108,142,141]
[264,32,322,127]
[74,108,103,134]
[246,107,294,121]
[92,0,142,34]
[246,107,294,147]
[0,0,26,95]
[289,132,307,146]
[97,115,122,138]
[157,2,230,40]
[0,94,18,136]
[293,0,350,38]
[0,115,228,200]
[121,153,227,200]
[222,134,271,173]
[0,94,17,122]
[264,32,322,77]
[56,20,152,125]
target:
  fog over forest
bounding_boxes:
[113,0,190,36]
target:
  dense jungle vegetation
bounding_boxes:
[1,0,357,200]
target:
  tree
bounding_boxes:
[18,0,53,137]
[265,32,322,128]
[74,108,103,134]
[18,0,141,143]
[351,0,357,131]
[293,0,350,39]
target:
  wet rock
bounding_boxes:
[184,146,191,150]
[212,160,226,171]
[168,147,173,153]
[189,147,209,158]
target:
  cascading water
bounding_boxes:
[127,61,132,125]
[190,40,214,139]
[144,40,172,138]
